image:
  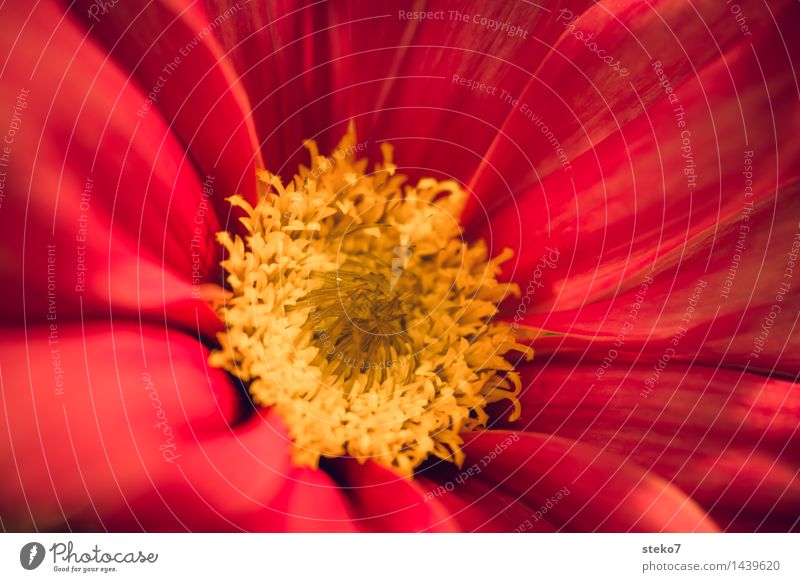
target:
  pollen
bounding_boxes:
[209,124,532,476]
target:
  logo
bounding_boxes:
[20,542,46,570]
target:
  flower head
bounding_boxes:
[1,0,799,534]
[211,125,531,474]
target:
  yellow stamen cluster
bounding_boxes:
[209,125,532,475]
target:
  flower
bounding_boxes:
[0,0,798,532]
[209,126,531,475]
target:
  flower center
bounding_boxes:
[209,124,532,475]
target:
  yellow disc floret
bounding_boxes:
[209,124,532,476]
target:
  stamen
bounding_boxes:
[209,124,532,475]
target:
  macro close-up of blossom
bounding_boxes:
[0,0,799,535]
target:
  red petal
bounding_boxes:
[67,0,262,208]
[465,0,798,223]
[517,182,800,375]
[200,0,595,182]
[267,466,358,532]
[504,363,800,531]
[415,470,555,532]
[0,2,221,325]
[307,0,595,186]
[327,459,458,532]
[195,0,323,167]
[482,23,800,313]
[458,431,719,532]
[124,412,355,532]
[0,323,340,531]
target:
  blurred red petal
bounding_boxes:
[483,22,800,312]
[195,0,321,168]
[267,465,358,532]
[200,0,594,184]
[328,459,457,532]
[518,182,800,375]
[465,0,798,223]
[458,431,719,532]
[67,0,262,210]
[0,2,217,324]
[0,323,323,531]
[124,412,355,532]
[308,0,591,187]
[416,469,556,532]
[504,363,800,531]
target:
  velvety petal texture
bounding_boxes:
[67,0,263,209]
[328,460,457,532]
[0,0,797,532]
[516,184,800,376]
[503,364,800,531]
[0,324,359,531]
[466,0,798,220]
[429,431,719,532]
[485,24,800,314]
[0,1,219,331]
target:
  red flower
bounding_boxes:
[1,0,798,532]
